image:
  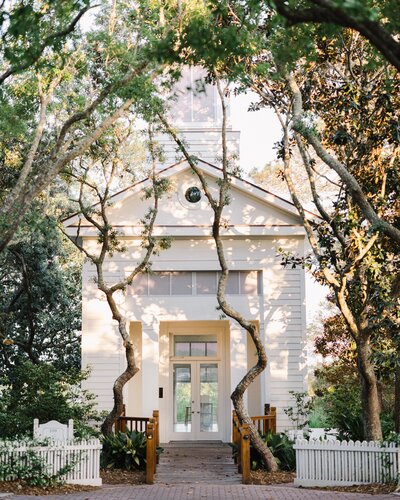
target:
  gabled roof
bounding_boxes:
[63,159,318,232]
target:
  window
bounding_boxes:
[148,272,170,295]
[130,271,261,296]
[174,335,217,357]
[171,271,192,295]
[196,272,218,295]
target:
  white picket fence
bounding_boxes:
[0,439,102,486]
[294,439,400,487]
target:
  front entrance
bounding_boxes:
[172,361,221,439]
[168,329,226,441]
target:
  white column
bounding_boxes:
[229,322,248,409]
[141,324,160,417]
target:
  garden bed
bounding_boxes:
[249,470,398,495]
[0,468,145,496]
[250,470,295,484]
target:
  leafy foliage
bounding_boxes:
[284,391,314,430]
[101,431,148,470]
[312,360,397,440]
[0,362,101,439]
[0,202,81,374]
[250,432,296,472]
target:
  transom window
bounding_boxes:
[130,271,261,296]
[174,335,217,357]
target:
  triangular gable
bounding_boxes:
[63,160,314,237]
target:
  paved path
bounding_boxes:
[10,483,399,499]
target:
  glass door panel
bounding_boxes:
[200,363,218,433]
[173,364,192,433]
[171,360,223,440]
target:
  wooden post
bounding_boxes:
[146,422,155,484]
[232,411,239,465]
[271,407,277,434]
[153,410,160,464]
[148,418,157,473]
[240,424,250,484]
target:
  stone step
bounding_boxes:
[155,442,241,485]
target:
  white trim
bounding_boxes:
[64,225,306,237]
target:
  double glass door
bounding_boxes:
[172,361,221,440]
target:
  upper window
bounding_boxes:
[130,271,261,296]
[173,67,217,124]
[174,335,217,357]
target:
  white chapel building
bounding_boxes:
[64,68,308,442]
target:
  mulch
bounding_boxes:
[249,470,398,495]
[0,468,145,496]
[250,470,296,484]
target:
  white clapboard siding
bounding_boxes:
[0,439,102,486]
[294,439,399,487]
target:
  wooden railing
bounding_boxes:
[232,406,277,484]
[114,407,160,485]
[251,406,277,435]
[115,404,150,433]
[232,411,251,484]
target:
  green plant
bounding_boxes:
[379,433,400,484]
[284,391,314,429]
[0,362,102,439]
[250,432,296,471]
[308,403,330,429]
[101,431,148,470]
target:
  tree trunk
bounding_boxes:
[395,364,400,434]
[231,335,278,472]
[356,337,382,441]
[101,341,138,435]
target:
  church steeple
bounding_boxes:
[156,67,240,167]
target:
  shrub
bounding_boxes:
[313,363,364,440]
[284,391,314,429]
[250,432,296,471]
[101,431,147,470]
[0,362,102,439]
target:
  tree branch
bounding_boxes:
[0,5,97,85]
[286,71,400,247]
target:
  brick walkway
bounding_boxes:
[10,484,399,499]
